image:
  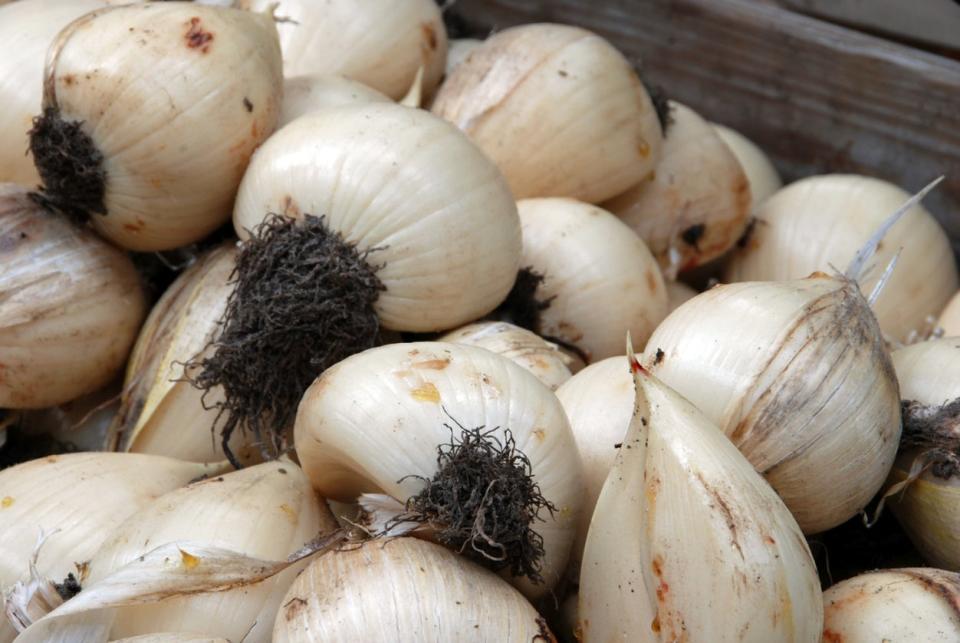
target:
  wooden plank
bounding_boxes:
[452,0,960,255]
[780,0,960,53]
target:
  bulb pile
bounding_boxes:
[0,2,957,641]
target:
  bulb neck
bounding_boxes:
[900,398,960,480]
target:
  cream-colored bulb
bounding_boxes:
[32,3,282,250]
[242,0,446,100]
[822,568,960,641]
[554,356,633,570]
[432,23,662,204]
[645,272,900,534]
[711,123,782,208]
[517,197,667,361]
[725,175,959,342]
[0,184,146,409]
[604,101,751,277]
[294,342,583,598]
[578,355,822,641]
[233,103,521,333]
[439,321,572,390]
[273,538,551,642]
[278,74,390,128]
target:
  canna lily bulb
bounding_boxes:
[578,344,822,642]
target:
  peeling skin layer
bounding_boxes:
[901,397,960,479]
[28,107,106,222]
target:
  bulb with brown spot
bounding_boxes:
[294,342,584,600]
[823,568,960,641]
[28,3,283,251]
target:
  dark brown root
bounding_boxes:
[491,267,590,364]
[900,398,960,479]
[493,267,552,332]
[187,214,384,468]
[54,573,81,601]
[28,107,106,223]
[640,74,673,134]
[388,416,556,584]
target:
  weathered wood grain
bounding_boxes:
[454,0,960,256]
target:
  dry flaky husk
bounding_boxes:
[0,453,224,643]
[887,337,960,571]
[111,244,255,464]
[272,538,554,642]
[822,568,960,641]
[0,184,146,409]
[10,461,337,642]
[644,272,901,534]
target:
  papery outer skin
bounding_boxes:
[555,357,633,572]
[0,453,220,597]
[889,338,960,570]
[712,123,783,208]
[518,198,667,361]
[113,245,250,464]
[644,275,901,534]
[665,280,697,314]
[725,175,960,342]
[0,185,146,408]
[445,38,481,76]
[278,74,390,128]
[822,568,960,641]
[0,0,109,185]
[603,102,751,274]
[241,0,446,100]
[233,103,521,332]
[439,321,572,390]
[293,341,583,599]
[46,3,282,251]
[578,363,822,642]
[431,23,662,204]
[940,291,960,336]
[273,538,550,642]
[112,635,229,643]
[84,461,334,643]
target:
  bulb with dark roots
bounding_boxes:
[491,267,589,363]
[187,213,384,468]
[387,420,557,584]
[28,107,107,223]
[901,398,960,479]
